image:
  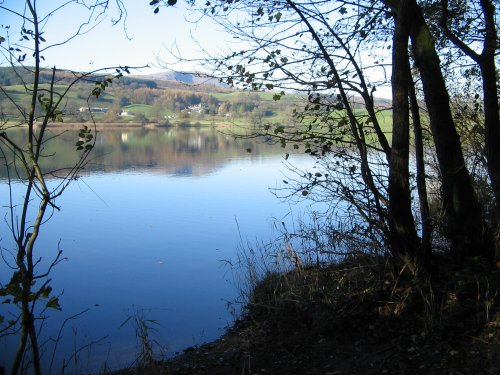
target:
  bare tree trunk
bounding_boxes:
[481,56,500,258]
[409,73,432,260]
[408,0,485,258]
[388,0,420,258]
[479,0,500,257]
[28,321,42,375]
[439,0,499,259]
[11,323,28,375]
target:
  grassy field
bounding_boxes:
[211,90,304,103]
[1,83,115,108]
[122,104,153,116]
[1,81,395,148]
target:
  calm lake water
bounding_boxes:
[0,127,315,373]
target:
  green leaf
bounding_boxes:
[274,126,285,134]
[46,297,61,311]
[41,286,52,298]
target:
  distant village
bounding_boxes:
[79,107,109,114]
[79,103,221,121]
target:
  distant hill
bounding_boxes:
[0,66,221,88]
[0,66,392,128]
[131,71,227,87]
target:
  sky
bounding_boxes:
[0,0,230,75]
[0,0,392,98]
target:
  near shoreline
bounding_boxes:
[111,255,499,374]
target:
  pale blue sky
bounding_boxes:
[0,1,392,98]
[0,0,230,74]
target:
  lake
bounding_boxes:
[0,126,316,373]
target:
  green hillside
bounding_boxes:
[0,66,392,141]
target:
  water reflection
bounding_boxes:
[0,127,284,179]
[92,127,281,176]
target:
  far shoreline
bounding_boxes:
[22,120,249,130]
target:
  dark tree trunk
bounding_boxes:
[409,1,485,258]
[439,0,499,259]
[479,0,500,258]
[481,57,500,257]
[388,0,420,258]
[409,73,432,261]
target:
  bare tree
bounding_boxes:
[152,0,497,264]
[438,0,500,254]
[0,2,131,374]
